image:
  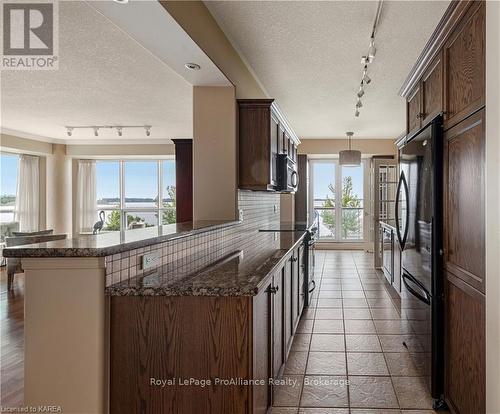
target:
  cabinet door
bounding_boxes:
[297,243,305,315]
[291,249,300,330]
[270,113,279,186]
[279,126,286,154]
[407,84,421,136]
[422,53,443,125]
[284,258,294,353]
[253,282,272,413]
[443,1,485,129]
[272,270,284,378]
[444,108,485,293]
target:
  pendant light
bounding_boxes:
[339,132,361,166]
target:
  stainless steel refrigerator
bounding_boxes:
[396,114,445,409]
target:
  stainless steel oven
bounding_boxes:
[277,154,298,192]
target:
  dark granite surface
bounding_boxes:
[105,231,307,297]
[2,220,240,258]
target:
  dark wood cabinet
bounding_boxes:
[443,109,485,414]
[271,269,285,379]
[406,84,421,136]
[443,1,485,130]
[238,99,299,191]
[422,53,443,125]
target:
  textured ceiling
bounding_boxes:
[1,1,227,143]
[206,0,450,139]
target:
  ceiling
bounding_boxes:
[205,0,450,139]
[1,1,229,144]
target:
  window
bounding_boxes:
[0,153,19,224]
[95,160,176,231]
[310,160,365,241]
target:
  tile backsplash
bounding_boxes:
[105,191,281,287]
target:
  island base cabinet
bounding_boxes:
[109,296,253,414]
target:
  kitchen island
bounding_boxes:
[3,221,308,414]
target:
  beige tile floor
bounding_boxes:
[271,250,444,414]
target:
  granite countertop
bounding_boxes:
[105,231,307,297]
[2,220,240,258]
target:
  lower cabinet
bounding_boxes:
[380,223,401,293]
[109,242,307,414]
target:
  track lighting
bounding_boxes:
[355,109,360,117]
[368,37,376,62]
[356,98,363,108]
[64,125,153,137]
[362,71,371,84]
[357,86,365,98]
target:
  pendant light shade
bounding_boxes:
[339,132,361,166]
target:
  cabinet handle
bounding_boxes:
[290,257,298,262]
[268,286,279,294]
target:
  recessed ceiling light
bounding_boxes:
[113,0,129,4]
[185,63,201,71]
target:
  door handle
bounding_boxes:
[308,280,316,293]
[402,271,430,305]
[268,286,279,294]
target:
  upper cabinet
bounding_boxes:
[238,99,300,192]
[443,1,485,129]
[400,1,485,134]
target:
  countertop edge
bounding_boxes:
[2,220,241,258]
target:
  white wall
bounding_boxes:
[485,1,500,412]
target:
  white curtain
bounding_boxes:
[77,160,97,233]
[14,155,40,232]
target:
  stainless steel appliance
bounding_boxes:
[396,114,445,408]
[381,224,394,284]
[277,154,298,192]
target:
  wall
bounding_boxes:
[485,1,500,412]
[193,86,237,221]
[0,133,53,156]
[66,144,175,158]
[105,191,280,286]
[160,1,266,99]
[298,138,398,157]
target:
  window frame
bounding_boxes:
[95,159,175,231]
[0,152,20,224]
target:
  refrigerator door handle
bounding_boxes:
[402,271,431,305]
[395,171,410,250]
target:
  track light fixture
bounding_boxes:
[352,0,383,118]
[64,125,153,137]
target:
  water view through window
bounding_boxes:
[95,160,175,231]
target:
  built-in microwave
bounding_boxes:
[277,153,298,192]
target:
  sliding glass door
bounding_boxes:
[310,159,366,242]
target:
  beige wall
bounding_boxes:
[46,144,72,235]
[485,1,500,412]
[0,133,53,155]
[161,1,266,99]
[193,86,237,221]
[298,138,398,157]
[66,144,175,158]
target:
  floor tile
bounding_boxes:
[270,408,299,414]
[378,335,424,353]
[300,376,349,408]
[374,320,414,334]
[297,319,314,334]
[291,334,312,352]
[342,291,366,299]
[284,352,309,374]
[273,375,304,407]
[313,320,344,334]
[347,352,389,375]
[302,307,317,320]
[343,298,369,308]
[306,352,347,375]
[348,376,399,408]
[344,319,377,334]
[364,290,392,299]
[317,299,343,308]
[310,334,345,352]
[351,410,401,414]
[299,408,349,414]
[343,308,372,320]
[315,308,343,320]
[370,308,401,320]
[345,335,382,352]
[384,353,420,376]
[319,291,342,299]
[410,353,431,376]
[392,377,434,409]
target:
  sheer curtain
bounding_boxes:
[77,160,97,233]
[15,155,39,232]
